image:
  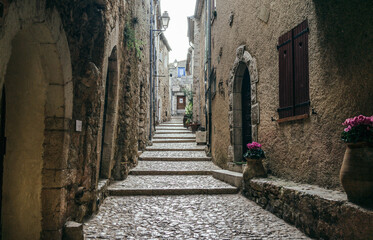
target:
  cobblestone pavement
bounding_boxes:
[84,195,310,239]
[134,161,220,172]
[108,176,235,190]
[140,151,208,159]
[85,118,309,239]
[146,143,205,151]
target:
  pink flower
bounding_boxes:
[344,125,352,132]
[247,142,262,149]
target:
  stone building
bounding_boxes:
[187,1,207,127]
[190,0,373,238]
[169,60,193,116]
[0,0,154,238]
[155,33,171,124]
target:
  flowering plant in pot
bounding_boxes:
[341,115,373,143]
[340,115,373,207]
[243,142,266,159]
[243,142,267,180]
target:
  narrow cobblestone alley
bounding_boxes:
[84,118,309,239]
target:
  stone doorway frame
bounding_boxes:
[0,5,72,239]
[228,45,260,163]
[99,46,120,179]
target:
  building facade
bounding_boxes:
[169,60,193,116]
[0,0,161,238]
[191,0,373,190]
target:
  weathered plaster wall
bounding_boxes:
[208,0,373,189]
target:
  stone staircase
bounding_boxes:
[108,117,241,196]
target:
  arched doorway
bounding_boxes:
[99,47,119,179]
[241,67,252,150]
[228,46,260,163]
[0,22,72,239]
[231,62,252,161]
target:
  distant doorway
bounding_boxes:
[177,96,186,110]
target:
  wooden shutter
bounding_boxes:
[278,20,309,119]
[293,20,309,116]
[278,30,294,119]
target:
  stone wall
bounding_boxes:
[0,0,152,238]
[193,0,207,128]
[195,0,373,189]
[244,177,373,240]
[156,35,171,123]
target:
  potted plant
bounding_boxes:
[340,115,373,206]
[243,142,267,180]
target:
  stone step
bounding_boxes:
[212,170,243,188]
[156,127,187,130]
[152,139,196,143]
[155,131,192,134]
[153,135,195,139]
[146,143,205,152]
[158,123,184,127]
[108,175,238,196]
[139,151,211,161]
[130,161,220,175]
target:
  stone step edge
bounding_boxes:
[108,188,238,196]
[153,136,196,139]
[156,127,187,130]
[212,170,243,189]
[129,170,212,175]
[139,157,211,161]
[145,148,205,152]
[152,140,196,143]
[154,132,193,134]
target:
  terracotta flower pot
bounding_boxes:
[340,142,373,207]
[243,158,267,181]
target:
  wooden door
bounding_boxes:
[177,96,186,110]
[242,68,252,149]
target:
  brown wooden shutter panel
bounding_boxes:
[278,30,293,119]
[293,20,310,116]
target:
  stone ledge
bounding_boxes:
[212,170,243,188]
[243,176,373,240]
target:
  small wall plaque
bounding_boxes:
[76,120,82,132]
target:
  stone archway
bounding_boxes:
[0,5,72,239]
[99,46,119,179]
[228,45,260,163]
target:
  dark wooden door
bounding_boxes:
[99,72,110,178]
[242,68,252,150]
[177,96,186,110]
[0,87,6,239]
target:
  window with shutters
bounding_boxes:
[277,20,309,120]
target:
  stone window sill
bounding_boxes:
[277,113,309,123]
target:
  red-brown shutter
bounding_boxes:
[293,20,310,116]
[278,30,293,119]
